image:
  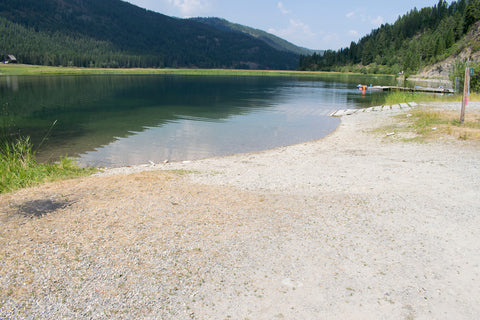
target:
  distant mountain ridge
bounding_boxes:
[0,0,300,69]
[190,17,321,56]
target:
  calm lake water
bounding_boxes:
[1,74,396,167]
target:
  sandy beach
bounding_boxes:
[1,102,479,319]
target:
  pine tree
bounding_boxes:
[464,0,480,32]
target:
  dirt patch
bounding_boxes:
[0,171,290,319]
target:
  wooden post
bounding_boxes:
[460,67,469,125]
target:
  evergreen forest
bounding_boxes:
[298,0,480,76]
[0,0,299,69]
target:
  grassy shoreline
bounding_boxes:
[0,136,96,193]
[0,64,386,77]
[383,91,479,105]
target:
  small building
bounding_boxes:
[4,55,17,64]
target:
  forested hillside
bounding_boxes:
[0,0,298,69]
[299,0,480,75]
[191,17,317,56]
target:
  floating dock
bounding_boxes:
[365,86,454,94]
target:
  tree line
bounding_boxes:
[0,17,155,68]
[298,0,480,76]
[0,0,298,69]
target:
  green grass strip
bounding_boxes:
[0,64,390,77]
[1,136,96,193]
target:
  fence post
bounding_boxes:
[460,67,469,125]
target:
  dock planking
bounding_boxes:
[366,85,454,94]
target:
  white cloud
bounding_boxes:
[167,0,210,16]
[348,30,359,37]
[370,15,384,26]
[268,18,315,44]
[269,2,319,48]
[345,9,384,28]
[277,2,290,15]
[289,19,315,37]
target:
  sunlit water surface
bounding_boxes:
[1,74,397,167]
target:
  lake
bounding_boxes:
[1,74,396,167]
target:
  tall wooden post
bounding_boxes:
[460,67,469,125]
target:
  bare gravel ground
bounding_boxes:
[1,102,479,319]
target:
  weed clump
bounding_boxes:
[0,134,95,194]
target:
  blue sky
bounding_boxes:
[126,0,443,50]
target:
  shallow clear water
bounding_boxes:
[1,74,396,167]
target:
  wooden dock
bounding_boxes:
[365,85,455,94]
